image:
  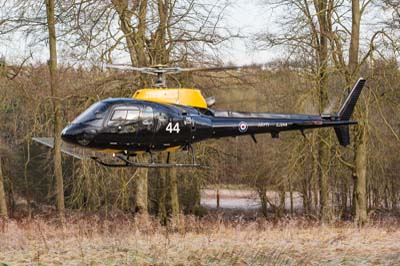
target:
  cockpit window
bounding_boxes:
[72,102,109,126]
[111,110,127,121]
[110,107,140,122]
[127,109,140,121]
[141,106,153,126]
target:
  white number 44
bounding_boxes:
[166,122,180,133]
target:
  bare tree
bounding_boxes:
[256,0,389,224]
[255,0,336,221]
[348,0,368,226]
[45,0,65,219]
[328,0,383,226]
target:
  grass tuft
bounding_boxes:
[0,215,400,265]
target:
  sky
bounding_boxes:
[0,1,274,66]
[221,0,281,64]
[0,1,388,66]
[222,0,389,65]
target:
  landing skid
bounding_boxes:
[91,145,200,168]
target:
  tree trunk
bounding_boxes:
[302,178,311,216]
[312,150,320,215]
[384,185,389,209]
[340,181,348,219]
[192,175,201,215]
[45,0,65,219]
[367,183,372,210]
[258,188,268,218]
[318,135,332,223]
[135,161,148,214]
[349,185,353,211]
[158,159,167,225]
[152,0,169,64]
[349,0,368,226]
[0,156,8,218]
[391,178,397,211]
[278,188,285,218]
[288,175,293,216]
[168,153,179,219]
[216,186,220,209]
[349,0,361,76]
[314,0,332,223]
[112,0,148,66]
[353,127,368,226]
[112,0,150,215]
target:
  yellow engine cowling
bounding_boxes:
[132,88,208,109]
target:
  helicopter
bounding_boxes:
[33,64,366,168]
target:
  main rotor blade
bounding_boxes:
[103,63,143,71]
[104,63,159,75]
[104,63,262,75]
[180,65,260,73]
[104,64,181,75]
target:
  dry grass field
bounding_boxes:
[1,215,400,266]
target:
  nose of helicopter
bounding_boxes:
[61,124,96,146]
[61,124,79,145]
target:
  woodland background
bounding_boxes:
[0,0,399,228]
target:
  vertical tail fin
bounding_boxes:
[334,126,350,147]
[334,78,366,147]
[337,78,366,120]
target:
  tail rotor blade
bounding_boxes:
[103,63,145,72]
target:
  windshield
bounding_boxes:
[72,102,110,126]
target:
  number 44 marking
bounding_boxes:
[166,122,180,133]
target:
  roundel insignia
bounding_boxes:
[238,121,248,133]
